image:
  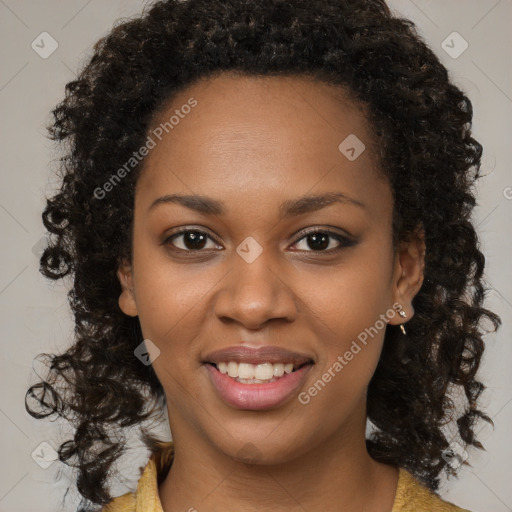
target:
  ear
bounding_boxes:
[388,227,425,326]
[117,260,138,317]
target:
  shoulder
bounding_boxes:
[100,441,173,512]
[101,492,136,512]
[100,459,154,512]
[392,468,472,512]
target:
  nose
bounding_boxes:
[213,250,298,330]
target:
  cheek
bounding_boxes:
[305,254,394,342]
[300,251,394,396]
[130,239,211,364]
[300,278,389,423]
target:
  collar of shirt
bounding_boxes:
[102,441,470,512]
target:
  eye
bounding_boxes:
[162,227,356,255]
[291,228,356,253]
[163,229,222,252]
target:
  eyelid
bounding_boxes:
[292,226,355,243]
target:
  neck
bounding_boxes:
[158,415,398,512]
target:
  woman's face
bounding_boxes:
[118,73,423,463]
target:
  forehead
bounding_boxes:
[148,73,373,156]
[135,73,389,219]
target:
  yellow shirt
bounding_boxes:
[101,442,470,512]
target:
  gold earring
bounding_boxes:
[400,324,407,335]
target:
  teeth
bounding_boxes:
[238,362,255,379]
[227,361,238,378]
[255,363,273,380]
[215,361,297,381]
[273,363,285,377]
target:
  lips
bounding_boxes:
[203,345,314,366]
[203,344,314,410]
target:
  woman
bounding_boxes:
[25,0,500,511]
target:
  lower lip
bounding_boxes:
[205,363,312,410]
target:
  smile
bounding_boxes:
[215,361,303,383]
[203,344,315,410]
[204,360,313,410]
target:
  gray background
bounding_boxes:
[0,1,511,511]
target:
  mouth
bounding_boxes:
[202,345,314,410]
[204,361,312,384]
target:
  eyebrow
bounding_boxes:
[148,192,366,217]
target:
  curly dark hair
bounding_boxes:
[25,0,500,509]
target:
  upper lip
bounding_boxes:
[203,345,314,366]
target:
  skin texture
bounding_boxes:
[117,73,425,512]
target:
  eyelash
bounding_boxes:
[162,227,356,256]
